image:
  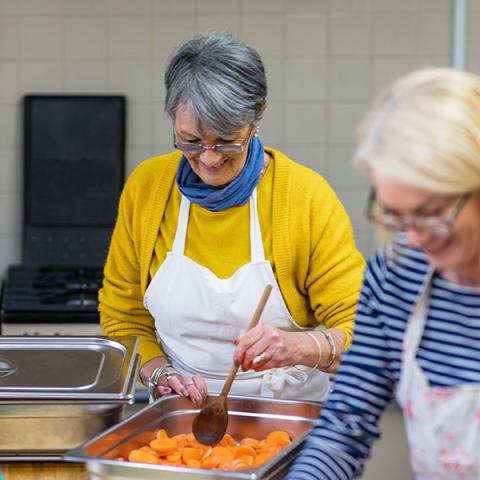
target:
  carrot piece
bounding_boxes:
[240,437,260,449]
[128,449,159,464]
[155,428,169,439]
[254,451,273,466]
[219,433,236,447]
[181,447,201,464]
[234,445,257,458]
[149,437,178,456]
[166,451,182,463]
[231,458,251,470]
[187,458,202,468]
[265,430,291,446]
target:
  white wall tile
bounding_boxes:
[106,0,151,15]
[0,19,18,60]
[239,15,283,57]
[0,0,20,15]
[353,230,374,259]
[195,0,240,14]
[0,62,18,103]
[285,0,328,14]
[418,14,451,56]
[372,58,421,94]
[468,15,480,54]
[285,15,327,57]
[0,148,20,193]
[153,15,196,58]
[107,60,152,102]
[328,102,368,145]
[284,102,326,145]
[0,105,19,148]
[335,188,370,233]
[329,58,371,101]
[64,61,108,92]
[108,17,151,59]
[152,103,173,147]
[373,14,419,56]
[285,59,327,101]
[128,103,153,148]
[263,57,283,102]
[240,0,285,14]
[370,0,418,12]
[152,0,195,14]
[19,61,63,94]
[16,0,63,15]
[327,146,370,189]
[62,0,106,15]
[0,193,21,235]
[151,59,167,102]
[196,14,240,37]
[259,101,283,146]
[419,0,451,12]
[0,236,21,275]
[280,145,327,175]
[64,18,107,60]
[328,0,371,13]
[329,14,371,57]
[19,18,62,60]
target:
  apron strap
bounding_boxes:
[171,195,190,255]
[250,189,266,262]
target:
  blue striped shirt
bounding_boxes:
[287,237,480,479]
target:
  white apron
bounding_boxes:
[143,190,329,401]
[396,269,480,479]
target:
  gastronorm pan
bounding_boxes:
[0,335,140,461]
[65,394,322,479]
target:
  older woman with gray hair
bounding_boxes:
[288,68,480,479]
[99,32,364,405]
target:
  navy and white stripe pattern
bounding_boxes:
[287,236,480,479]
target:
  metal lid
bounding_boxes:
[0,336,139,402]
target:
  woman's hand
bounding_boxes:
[140,356,208,405]
[233,324,309,371]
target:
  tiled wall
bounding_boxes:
[0,0,466,277]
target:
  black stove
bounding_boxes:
[2,265,103,321]
[0,95,125,336]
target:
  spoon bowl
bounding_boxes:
[192,284,273,445]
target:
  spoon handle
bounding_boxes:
[219,284,273,399]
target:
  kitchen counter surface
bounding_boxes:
[1,462,87,480]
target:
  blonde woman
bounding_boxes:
[288,68,480,479]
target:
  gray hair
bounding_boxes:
[164,32,267,137]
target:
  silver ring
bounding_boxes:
[253,351,267,365]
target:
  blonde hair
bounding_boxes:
[354,68,480,195]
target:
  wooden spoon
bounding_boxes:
[192,284,273,445]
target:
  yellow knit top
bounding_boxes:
[99,147,365,366]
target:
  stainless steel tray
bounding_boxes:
[0,336,140,461]
[0,336,138,401]
[65,394,322,479]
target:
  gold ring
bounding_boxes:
[253,351,267,365]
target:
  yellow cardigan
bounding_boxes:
[99,147,365,366]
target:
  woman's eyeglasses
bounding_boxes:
[366,190,471,238]
[173,129,253,156]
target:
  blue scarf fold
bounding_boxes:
[176,136,265,212]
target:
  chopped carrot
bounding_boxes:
[149,438,178,456]
[128,449,159,464]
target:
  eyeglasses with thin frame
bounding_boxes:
[173,128,254,156]
[366,189,471,238]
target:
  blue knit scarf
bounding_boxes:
[176,136,265,212]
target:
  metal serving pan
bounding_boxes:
[0,336,140,461]
[65,394,321,479]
